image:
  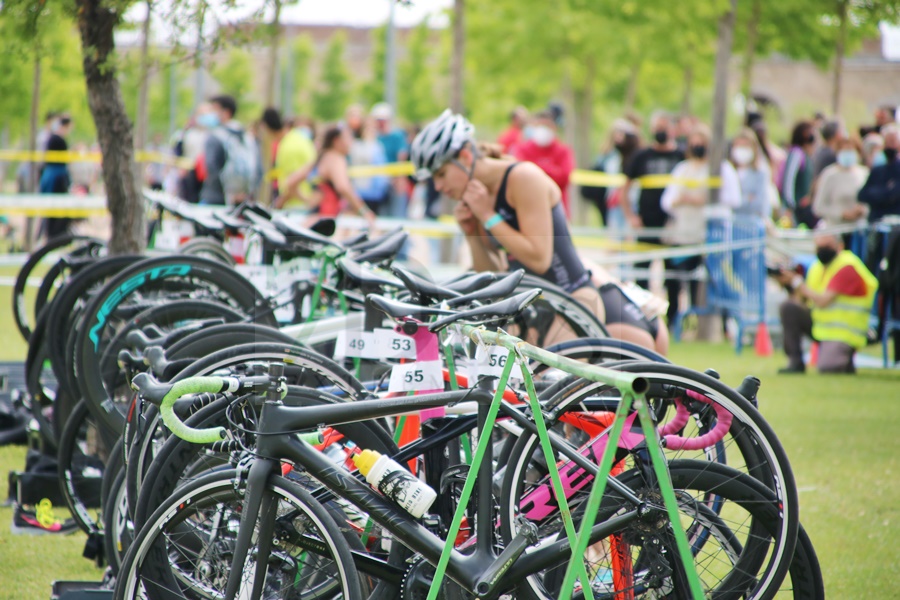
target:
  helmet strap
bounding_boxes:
[451,142,479,183]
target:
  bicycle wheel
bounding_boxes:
[133,386,395,532]
[57,398,112,535]
[103,468,131,575]
[516,274,608,341]
[178,236,235,266]
[115,469,363,600]
[13,234,104,341]
[74,254,277,435]
[500,365,798,600]
[503,458,789,600]
[125,341,371,516]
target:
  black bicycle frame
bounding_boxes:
[221,383,643,598]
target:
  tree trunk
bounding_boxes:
[573,55,595,169]
[264,0,282,108]
[135,0,153,155]
[450,0,464,113]
[832,0,848,117]
[709,0,737,197]
[698,0,736,341]
[76,0,145,255]
[741,0,761,100]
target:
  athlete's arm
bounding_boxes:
[470,163,555,274]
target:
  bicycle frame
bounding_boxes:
[224,383,645,599]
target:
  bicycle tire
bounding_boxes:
[127,343,370,521]
[103,468,131,575]
[57,398,112,535]
[73,254,277,435]
[500,364,798,600]
[115,469,363,600]
[177,236,235,265]
[133,386,395,531]
[162,322,298,358]
[517,274,608,341]
[13,234,104,341]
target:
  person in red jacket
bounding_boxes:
[497,106,528,155]
[513,109,576,219]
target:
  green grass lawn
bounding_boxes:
[0,268,897,599]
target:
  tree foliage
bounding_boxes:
[398,21,441,126]
[312,30,351,122]
[210,47,260,121]
[359,24,387,109]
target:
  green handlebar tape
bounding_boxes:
[160,377,233,444]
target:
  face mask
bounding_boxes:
[690,145,707,159]
[197,113,220,129]
[836,150,858,168]
[731,146,754,166]
[522,126,535,141]
[816,247,837,265]
[884,148,899,163]
[531,125,555,147]
[654,130,669,145]
[872,151,888,167]
[297,126,313,140]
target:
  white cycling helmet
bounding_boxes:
[410,109,476,181]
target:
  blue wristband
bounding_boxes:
[483,213,504,230]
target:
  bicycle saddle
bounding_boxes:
[443,269,526,308]
[346,226,404,253]
[429,288,542,331]
[271,215,341,249]
[392,264,463,304]
[351,230,408,265]
[337,258,405,293]
[366,294,454,321]
[441,271,504,295]
[212,210,248,231]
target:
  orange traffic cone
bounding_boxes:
[755,322,773,357]
[808,342,819,368]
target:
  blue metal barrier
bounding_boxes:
[674,218,767,353]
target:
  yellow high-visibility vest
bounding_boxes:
[807,251,878,349]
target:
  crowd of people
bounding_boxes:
[23,96,900,374]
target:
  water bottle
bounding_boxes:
[353,450,437,518]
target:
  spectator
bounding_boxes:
[40,114,73,239]
[858,125,900,224]
[813,137,868,229]
[144,132,167,192]
[780,120,818,228]
[730,128,771,220]
[875,105,897,134]
[497,106,528,154]
[313,124,376,224]
[812,120,842,178]
[776,230,878,374]
[674,114,696,154]
[371,102,410,217]
[18,111,58,193]
[261,108,317,209]
[200,95,262,206]
[513,108,576,219]
[349,117,391,215]
[176,104,213,203]
[621,110,684,290]
[581,118,640,230]
[660,122,741,325]
[345,104,365,139]
[862,132,885,169]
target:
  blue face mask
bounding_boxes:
[836,150,858,168]
[872,151,888,167]
[197,113,220,129]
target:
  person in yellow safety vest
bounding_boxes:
[776,231,878,373]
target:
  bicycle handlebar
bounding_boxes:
[659,390,733,451]
[131,373,235,444]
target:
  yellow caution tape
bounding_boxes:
[0,149,193,169]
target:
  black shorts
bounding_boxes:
[599,283,659,339]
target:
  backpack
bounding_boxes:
[215,127,260,202]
